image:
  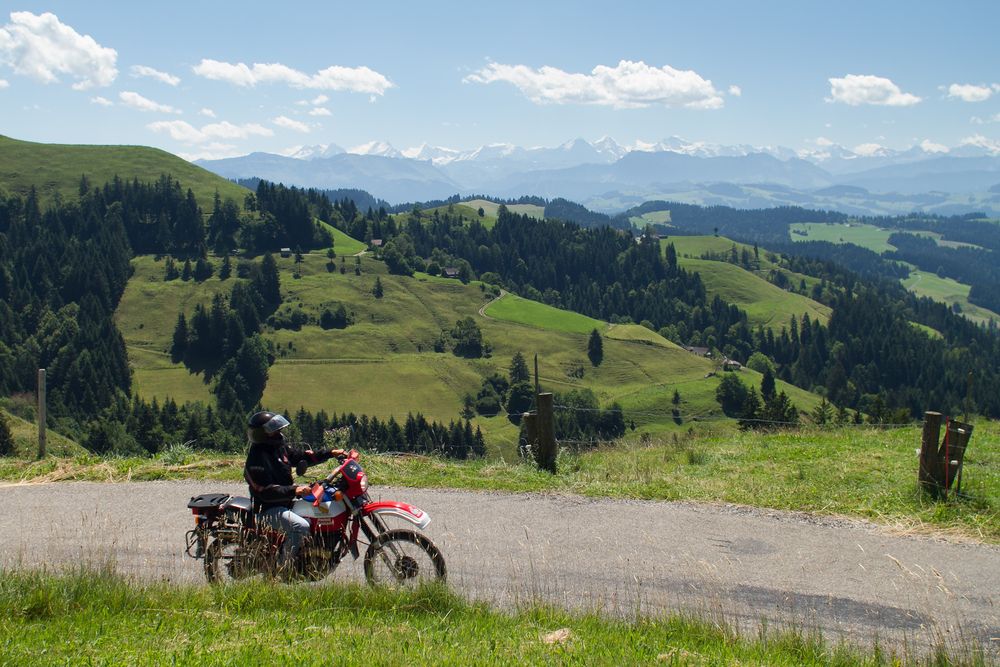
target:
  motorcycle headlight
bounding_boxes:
[359,474,369,492]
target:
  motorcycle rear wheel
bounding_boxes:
[204,536,269,583]
[363,529,446,587]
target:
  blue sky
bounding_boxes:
[1,1,997,160]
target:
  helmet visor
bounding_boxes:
[262,414,290,435]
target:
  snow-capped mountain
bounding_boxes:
[197,135,1000,215]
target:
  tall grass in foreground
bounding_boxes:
[0,569,988,666]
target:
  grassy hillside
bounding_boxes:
[0,407,84,458]
[0,135,248,211]
[903,270,1000,327]
[658,236,831,329]
[116,250,824,458]
[789,221,897,253]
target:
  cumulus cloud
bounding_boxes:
[90,95,112,106]
[119,90,180,114]
[147,119,273,144]
[199,107,216,118]
[130,64,179,86]
[814,136,834,147]
[919,139,949,153]
[970,113,1000,125]
[273,115,310,132]
[0,78,8,89]
[308,107,331,116]
[960,134,1000,154]
[728,84,741,97]
[176,142,244,161]
[464,59,725,109]
[946,83,997,102]
[827,74,920,106]
[192,58,393,95]
[0,11,117,89]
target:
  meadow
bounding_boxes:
[1,569,970,666]
[0,135,248,211]
[789,222,897,253]
[117,248,824,456]
[902,270,1000,327]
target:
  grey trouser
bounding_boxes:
[260,506,310,567]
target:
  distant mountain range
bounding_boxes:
[197,136,1000,216]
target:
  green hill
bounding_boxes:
[0,408,84,458]
[116,248,824,458]
[0,135,249,211]
[661,236,831,329]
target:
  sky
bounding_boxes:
[1,1,998,161]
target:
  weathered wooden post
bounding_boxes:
[536,392,556,474]
[943,419,974,496]
[522,412,538,461]
[37,368,46,459]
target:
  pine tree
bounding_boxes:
[509,351,530,384]
[587,329,604,366]
[372,276,384,299]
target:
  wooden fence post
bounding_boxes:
[522,412,537,460]
[536,392,556,474]
[37,368,46,459]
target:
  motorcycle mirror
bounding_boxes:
[295,460,308,477]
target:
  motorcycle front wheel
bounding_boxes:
[363,529,447,587]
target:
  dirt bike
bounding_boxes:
[184,449,446,586]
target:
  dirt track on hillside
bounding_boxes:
[1,481,997,655]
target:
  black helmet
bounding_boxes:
[248,411,291,445]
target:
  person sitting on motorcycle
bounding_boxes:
[243,411,342,576]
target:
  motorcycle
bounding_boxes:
[184,449,446,586]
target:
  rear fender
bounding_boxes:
[363,500,431,530]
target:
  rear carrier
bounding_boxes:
[185,493,252,559]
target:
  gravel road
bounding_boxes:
[1,480,997,654]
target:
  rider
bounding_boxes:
[243,411,342,575]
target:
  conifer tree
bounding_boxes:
[587,329,603,366]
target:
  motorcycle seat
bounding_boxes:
[187,493,231,509]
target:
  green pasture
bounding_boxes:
[902,270,1000,327]
[484,293,605,335]
[464,198,545,220]
[318,221,367,255]
[0,408,84,457]
[789,222,896,253]
[116,250,828,455]
[0,134,248,211]
[629,209,672,228]
[680,257,831,329]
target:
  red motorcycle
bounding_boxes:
[185,450,446,586]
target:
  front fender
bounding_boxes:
[363,500,431,530]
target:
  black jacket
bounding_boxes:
[244,442,335,512]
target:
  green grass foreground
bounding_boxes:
[0,570,979,666]
[2,424,996,543]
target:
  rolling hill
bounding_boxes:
[0,135,249,211]
[116,249,822,458]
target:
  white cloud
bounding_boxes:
[970,113,1000,125]
[311,94,328,105]
[0,11,117,89]
[130,64,179,86]
[728,84,741,97]
[464,59,725,109]
[199,107,216,118]
[959,134,1000,154]
[90,95,112,106]
[273,115,310,132]
[827,74,921,106]
[947,83,996,102]
[813,136,834,147]
[308,106,331,116]
[176,142,243,161]
[919,139,949,153]
[853,142,886,156]
[192,58,393,95]
[119,90,180,114]
[0,78,8,89]
[147,119,273,144]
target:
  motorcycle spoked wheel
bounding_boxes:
[363,529,446,587]
[204,536,272,583]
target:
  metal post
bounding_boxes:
[536,392,556,474]
[37,368,46,459]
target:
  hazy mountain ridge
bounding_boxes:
[196,136,1000,215]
